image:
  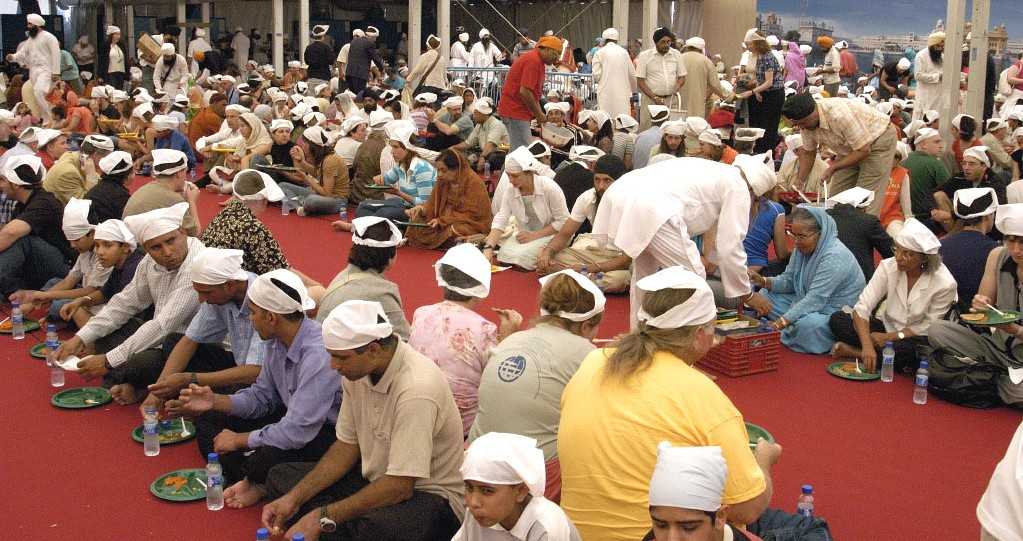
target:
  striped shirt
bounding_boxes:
[800,98,891,157]
[382,156,437,205]
[76,236,204,367]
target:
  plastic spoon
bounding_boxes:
[179,417,191,437]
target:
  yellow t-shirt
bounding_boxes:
[557,349,766,541]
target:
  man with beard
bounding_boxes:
[536,155,632,293]
[449,27,472,68]
[913,32,945,121]
[636,28,686,130]
[153,43,189,100]
[6,14,60,122]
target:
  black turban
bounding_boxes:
[781,92,817,121]
[653,27,675,44]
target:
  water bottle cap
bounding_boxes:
[11,301,18,307]
[293,535,305,541]
[207,452,219,462]
[884,341,892,346]
[801,484,813,493]
[919,360,929,369]
[256,528,269,540]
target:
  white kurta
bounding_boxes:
[154,54,189,98]
[491,162,557,215]
[187,38,211,75]
[469,42,503,68]
[451,496,582,541]
[591,42,636,118]
[231,32,250,70]
[592,156,754,325]
[11,30,60,121]
[977,420,1023,541]
[451,41,471,67]
[913,50,944,120]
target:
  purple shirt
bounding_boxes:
[230,317,341,449]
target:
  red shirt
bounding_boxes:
[497,49,546,121]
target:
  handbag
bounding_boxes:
[401,51,442,105]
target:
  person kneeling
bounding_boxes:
[166,269,341,508]
[261,300,464,541]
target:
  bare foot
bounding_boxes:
[110,384,141,405]
[224,478,267,508]
[331,220,352,232]
[831,342,858,359]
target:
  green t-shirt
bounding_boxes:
[904,151,951,219]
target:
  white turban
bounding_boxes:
[312,24,329,37]
[435,243,491,298]
[62,198,95,241]
[124,202,189,244]
[36,128,62,148]
[365,26,379,37]
[99,151,134,175]
[287,60,301,69]
[637,266,717,328]
[270,119,294,133]
[192,248,248,285]
[369,110,394,128]
[461,432,546,497]
[303,111,326,127]
[568,145,604,163]
[27,13,44,26]
[352,216,403,248]
[647,104,670,122]
[897,57,911,71]
[799,44,812,55]
[894,218,940,255]
[247,268,316,314]
[479,28,491,39]
[232,169,285,202]
[322,300,393,350]
[340,116,366,136]
[698,129,723,147]
[106,25,121,36]
[415,92,438,104]
[602,28,619,41]
[615,114,638,133]
[648,443,727,512]
[94,219,136,250]
[684,37,705,51]
[472,97,494,115]
[151,148,188,176]
[913,127,941,145]
[132,101,154,119]
[160,43,176,55]
[442,96,464,110]
[661,120,686,136]
[83,134,115,152]
[151,114,178,131]
[997,204,1023,237]
[538,270,606,322]
[734,127,765,142]
[544,101,570,114]
[828,186,875,209]
[954,187,998,219]
[3,154,44,186]
[302,125,331,147]
[733,152,777,197]
[963,146,991,168]
[504,146,545,174]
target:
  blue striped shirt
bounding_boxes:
[382,156,437,205]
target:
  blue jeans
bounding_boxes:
[0,236,70,296]
[355,198,410,223]
[503,118,532,152]
[279,182,347,216]
[42,277,73,322]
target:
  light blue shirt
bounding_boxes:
[383,156,437,205]
[632,125,661,169]
[184,272,268,366]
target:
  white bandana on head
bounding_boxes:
[636,266,717,328]
[124,202,189,244]
[996,204,1023,237]
[661,120,686,136]
[827,186,875,209]
[649,443,727,512]
[568,145,604,163]
[435,244,492,298]
[192,248,249,285]
[894,218,941,255]
[733,152,777,197]
[322,300,393,350]
[505,146,545,174]
[232,169,285,202]
[270,119,294,133]
[99,151,134,175]
[247,268,316,314]
[3,154,45,185]
[94,219,136,250]
[953,187,998,219]
[963,146,991,168]
[461,432,546,497]
[352,216,403,247]
[151,148,188,176]
[62,197,95,240]
[538,269,606,322]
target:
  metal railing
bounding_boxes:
[446,67,597,109]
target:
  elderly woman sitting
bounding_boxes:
[482,146,570,270]
[745,205,865,354]
[829,218,957,373]
[405,149,493,249]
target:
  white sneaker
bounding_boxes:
[296,206,306,216]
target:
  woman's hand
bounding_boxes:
[483,247,498,265]
[971,294,994,313]
[748,269,768,289]
[516,230,540,244]
[289,145,305,164]
[427,218,442,228]
[406,206,424,221]
[744,292,773,317]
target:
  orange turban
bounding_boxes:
[193,50,205,62]
[537,36,563,51]
[816,36,834,48]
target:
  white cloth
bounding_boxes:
[436,243,491,298]
[450,41,471,67]
[492,162,557,215]
[913,50,945,121]
[469,41,503,68]
[853,257,957,335]
[191,248,248,285]
[997,204,1023,236]
[635,48,686,97]
[592,42,636,118]
[10,29,60,121]
[451,496,581,541]
[124,201,189,243]
[648,443,727,511]
[894,218,941,255]
[538,269,606,321]
[461,432,546,496]
[322,300,393,350]
[62,198,95,240]
[94,219,136,250]
[977,420,1023,541]
[352,216,403,247]
[108,42,125,73]
[491,175,570,232]
[247,268,315,314]
[1007,181,1023,205]
[231,31,251,71]
[636,266,717,328]
[336,43,351,65]
[153,54,189,98]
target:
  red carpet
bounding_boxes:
[3,184,1022,540]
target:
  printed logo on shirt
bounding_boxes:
[497,355,527,382]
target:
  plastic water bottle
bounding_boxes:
[913,360,929,405]
[143,406,160,456]
[206,452,224,510]
[256,528,270,540]
[11,301,25,340]
[281,198,291,215]
[339,207,348,222]
[292,535,305,541]
[758,317,773,333]
[796,484,815,517]
[483,161,491,181]
[881,342,895,383]
[47,323,65,387]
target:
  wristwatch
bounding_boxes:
[319,506,337,533]
[897,331,906,340]
[190,372,199,385]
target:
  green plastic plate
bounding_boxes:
[29,342,48,359]
[395,221,430,228]
[0,318,41,334]
[51,387,112,409]
[962,309,1023,326]
[364,184,391,190]
[255,163,298,172]
[746,422,775,449]
[150,468,207,502]
[131,420,197,445]
[827,361,881,381]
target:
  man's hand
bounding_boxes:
[536,249,553,274]
[59,298,88,321]
[183,181,200,204]
[406,206,424,221]
[213,429,247,453]
[166,384,215,416]
[820,164,837,183]
[861,347,879,373]
[516,230,540,244]
[869,331,892,349]
[50,336,85,362]
[262,493,303,536]
[147,373,192,400]
[139,393,166,418]
[753,438,782,467]
[77,354,109,379]
[284,510,322,541]
[930,208,952,223]
[289,145,306,164]
[748,269,768,289]
[9,289,39,304]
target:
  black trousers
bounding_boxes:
[106,71,125,90]
[266,461,461,541]
[828,311,928,373]
[748,88,784,155]
[102,332,237,390]
[346,75,367,96]
[196,409,336,485]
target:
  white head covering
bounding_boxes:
[414,92,438,105]
[997,204,1023,236]
[954,187,998,219]
[99,151,134,175]
[661,120,686,136]
[151,114,178,131]
[303,111,326,127]
[245,268,316,314]
[684,116,709,137]
[538,269,606,322]
[192,248,248,285]
[385,120,439,160]
[301,125,331,147]
[232,169,285,202]
[684,37,705,51]
[895,141,911,161]
[649,444,727,512]
[312,24,329,37]
[615,114,638,133]
[225,103,249,115]
[369,109,394,128]
[435,243,491,298]
[734,127,765,142]
[527,140,552,159]
[636,266,717,328]
[472,97,494,115]
[987,117,1008,133]
[828,186,875,209]
[26,13,44,26]
[894,218,941,255]
[602,28,619,41]
[733,152,777,197]
[132,101,154,119]
[897,57,912,71]
[785,134,803,152]
[62,198,96,240]
[340,116,367,136]
[124,202,189,244]
[544,101,571,114]
[151,148,188,176]
[568,145,604,163]
[322,300,393,350]
[698,129,723,147]
[160,42,175,55]
[963,146,991,168]
[270,118,294,133]
[904,119,925,141]
[876,101,894,116]
[442,96,464,110]
[83,134,115,152]
[461,432,546,497]
[287,60,301,69]
[106,25,120,35]
[923,110,940,124]
[504,146,545,174]
[3,154,44,185]
[799,44,812,55]
[952,113,973,130]
[94,219,136,250]
[36,128,62,148]
[913,127,941,146]
[647,104,670,123]
[1014,127,1023,141]
[352,216,403,247]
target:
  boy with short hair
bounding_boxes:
[59,218,144,328]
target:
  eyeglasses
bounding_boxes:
[786,230,818,241]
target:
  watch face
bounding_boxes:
[319,517,337,533]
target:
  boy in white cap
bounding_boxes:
[453,432,581,540]
[6,14,60,122]
[140,247,267,417]
[168,268,341,508]
[58,218,142,328]
[902,127,952,232]
[262,299,464,541]
[9,197,111,324]
[0,155,74,296]
[939,187,1000,313]
[84,150,134,222]
[52,202,205,404]
[123,148,200,236]
[932,146,1007,232]
[42,133,114,205]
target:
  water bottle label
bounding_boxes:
[915,375,928,386]
[12,315,22,324]
[208,474,223,488]
[797,508,813,517]
[47,340,59,349]
[144,423,158,436]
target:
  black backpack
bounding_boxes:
[927,348,1004,409]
